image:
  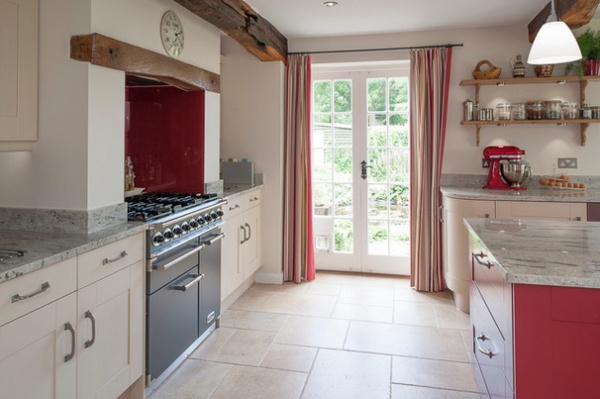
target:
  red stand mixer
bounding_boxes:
[483,146,532,190]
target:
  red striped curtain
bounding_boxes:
[283,54,315,283]
[409,47,453,292]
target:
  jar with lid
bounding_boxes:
[544,100,562,120]
[592,106,600,119]
[496,103,511,120]
[581,104,592,119]
[512,103,527,120]
[561,102,579,120]
[526,101,544,120]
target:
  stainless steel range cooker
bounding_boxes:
[126,192,226,388]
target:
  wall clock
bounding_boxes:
[160,10,184,58]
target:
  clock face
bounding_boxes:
[160,10,184,57]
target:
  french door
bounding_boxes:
[311,61,410,275]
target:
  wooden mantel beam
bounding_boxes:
[528,0,600,43]
[174,0,288,64]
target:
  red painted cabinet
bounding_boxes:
[470,237,600,399]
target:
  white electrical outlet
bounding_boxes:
[557,157,578,169]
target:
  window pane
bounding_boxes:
[389,184,409,221]
[368,148,388,183]
[314,80,332,112]
[368,184,388,218]
[389,77,408,112]
[312,148,332,182]
[334,219,353,253]
[334,183,352,217]
[367,114,387,147]
[389,115,408,148]
[334,114,352,147]
[334,149,352,183]
[390,220,410,256]
[389,148,409,183]
[314,183,333,216]
[367,78,387,112]
[368,220,388,255]
[333,80,352,112]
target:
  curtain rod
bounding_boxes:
[288,43,463,56]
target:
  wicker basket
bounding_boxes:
[472,60,502,80]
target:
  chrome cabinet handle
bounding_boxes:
[102,250,128,265]
[153,244,204,271]
[476,334,497,359]
[473,251,496,269]
[228,204,241,211]
[249,196,259,202]
[64,322,76,362]
[245,223,251,241]
[203,232,225,246]
[11,281,51,303]
[174,273,204,291]
[240,225,247,244]
[84,310,96,348]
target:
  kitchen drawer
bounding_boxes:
[245,189,262,208]
[0,257,77,327]
[471,286,506,399]
[78,233,144,288]
[224,195,246,219]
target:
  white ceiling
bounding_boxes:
[245,0,551,39]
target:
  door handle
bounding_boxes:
[360,160,372,180]
[84,310,96,348]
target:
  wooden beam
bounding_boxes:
[174,0,288,64]
[70,33,220,93]
[528,0,600,43]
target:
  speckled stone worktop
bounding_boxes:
[0,222,147,284]
[464,218,600,289]
[441,174,600,203]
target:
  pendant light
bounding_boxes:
[527,0,582,65]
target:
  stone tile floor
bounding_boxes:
[147,271,482,399]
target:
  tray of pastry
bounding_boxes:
[539,175,586,190]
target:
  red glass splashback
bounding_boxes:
[125,86,205,194]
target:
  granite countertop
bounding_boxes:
[223,184,263,198]
[441,174,600,203]
[0,222,147,284]
[464,218,600,289]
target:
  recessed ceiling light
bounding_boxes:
[323,1,338,7]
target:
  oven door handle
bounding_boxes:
[153,244,205,271]
[202,232,225,246]
[174,273,205,292]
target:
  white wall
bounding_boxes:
[220,36,285,278]
[291,24,600,177]
[0,0,222,211]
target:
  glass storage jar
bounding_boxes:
[511,103,527,120]
[561,102,579,120]
[496,103,511,120]
[544,100,562,120]
[526,101,544,120]
[581,104,592,119]
[592,106,600,119]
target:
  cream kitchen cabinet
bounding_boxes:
[442,195,495,313]
[221,188,262,303]
[0,0,38,151]
[0,232,144,399]
[495,201,586,221]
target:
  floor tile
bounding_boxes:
[147,359,231,399]
[211,365,307,399]
[301,349,391,399]
[391,356,479,392]
[393,301,437,327]
[193,329,276,366]
[260,343,317,372]
[394,286,453,305]
[391,383,482,399]
[345,321,469,362]
[188,327,237,360]
[434,304,471,330]
[276,315,350,349]
[333,302,394,323]
[338,285,394,306]
[220,309,288,332]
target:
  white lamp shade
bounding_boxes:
[527,21,582,65]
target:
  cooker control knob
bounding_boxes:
[216,210,224,217]
[197,216,206,225]
[163,228,174,240]
[152,232,165,246]
[189,219,199,229]
[210,212,218,220]
[203,214,212,222]
[181,222,191,232]
[172,225,183,237]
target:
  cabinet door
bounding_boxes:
[221,212,244,301]
[0,0,38,150]
[77,263,143,399]
[0,293,77,399]
[242,203,262,279]
[495,201,586,221]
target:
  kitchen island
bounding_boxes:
[464,218,600,399]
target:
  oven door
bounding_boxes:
[146,239,202,382]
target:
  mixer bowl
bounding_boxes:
[500,160,532,188]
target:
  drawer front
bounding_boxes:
[0,257,77,326]
[224,195,245,219]
[246,189,262,208]
[471,286,506,399]
[78,233,144,288]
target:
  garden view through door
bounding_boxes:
[312,62,410,275]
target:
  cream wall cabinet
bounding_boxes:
[221,189,262,302]
[0,233,144,399]
[0,0,38,151]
